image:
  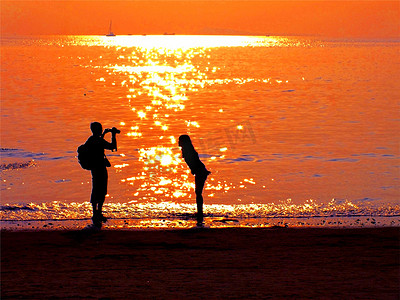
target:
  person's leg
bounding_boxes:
[91,168,107,224]
[91,203,96,218]
[97,200,107,222]
[195,175,207,225]
[91,170,98,221]
[99,168,108,221]
[91,204,101,227]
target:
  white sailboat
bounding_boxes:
[106,21,116,36]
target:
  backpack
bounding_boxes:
[77,142,93,170]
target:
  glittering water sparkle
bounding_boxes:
[1,35,399,230]
[1,200,399,230]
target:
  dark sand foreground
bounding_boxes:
[2,227,399,299]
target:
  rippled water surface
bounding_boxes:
[1,35,399,228]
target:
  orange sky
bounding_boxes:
[1,1,399,38]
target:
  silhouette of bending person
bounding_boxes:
[179,135,211,226]
[86,122,119,226]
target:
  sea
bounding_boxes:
[1,35,399,230]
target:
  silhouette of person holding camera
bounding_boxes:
[86,122,120,226]
[179,135,211,227]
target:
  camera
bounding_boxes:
[105,127,121,134]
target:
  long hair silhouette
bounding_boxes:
[179,135,211,226]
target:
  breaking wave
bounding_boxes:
[1,199,399,222]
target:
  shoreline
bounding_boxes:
[1,224,400,232]
[2,227,399,299]
[2,215,399,231]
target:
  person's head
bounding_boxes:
[178,134,193,149]
[90,122,103,136]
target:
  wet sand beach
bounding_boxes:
[2,227,399,299]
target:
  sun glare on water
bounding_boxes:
[1,33,399,231]
[67,34,316,203]
[74,35,289,49]
[74,35,278,203]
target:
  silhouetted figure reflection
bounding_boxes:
[87,122,119,226]
[179,135,211,226]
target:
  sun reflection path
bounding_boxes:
[104,39,230,201]
[71,35,304,49]
[78,35,305,202]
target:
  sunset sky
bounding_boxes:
[1,1,399,38]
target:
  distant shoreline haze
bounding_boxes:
[1,1,399,38]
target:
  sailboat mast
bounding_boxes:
[106,20,115,36]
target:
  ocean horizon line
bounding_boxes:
[2,33,400,41]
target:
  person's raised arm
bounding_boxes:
[102,128,118,151]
